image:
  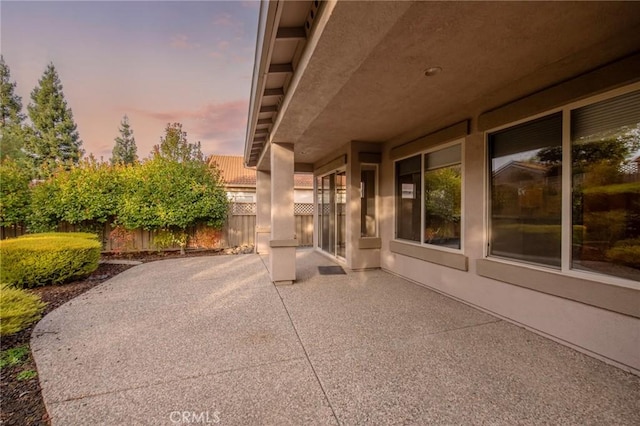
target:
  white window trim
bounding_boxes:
[393,139,465,255]
[485,82,640,290]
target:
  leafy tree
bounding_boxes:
[27,168,63,232]
[424,166,462,221]
[117,156,227,232]
[111,114,138,165]
[0,56,27,162]
[152,122,203,162]
[424,166,462,241]
[27,159,123,232]
[536,125,640,174]
[56,158,123,226]
[0,159,32,228]
[25,63,83,172]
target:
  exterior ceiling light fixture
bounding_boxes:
[424,66,442,77]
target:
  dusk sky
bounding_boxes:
[1,0,259,160]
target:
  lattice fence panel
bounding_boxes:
[294,203,314,215]
[231,202,257,215]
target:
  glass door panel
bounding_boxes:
[319,171,345,258]
[321,174,335,255]
[336,172,346,258]
[316,176,323,249]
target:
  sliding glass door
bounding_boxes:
[318,170,346,259]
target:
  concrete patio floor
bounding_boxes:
[32,249,640,425]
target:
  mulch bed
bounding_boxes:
[0,249,228,426]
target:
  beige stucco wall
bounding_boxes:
[303,60,640,372]
[312,141,383,270]
[378,129,640,373]
[375,82,640,373]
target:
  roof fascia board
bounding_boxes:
[268,0,337,146]
[244,0,283,165]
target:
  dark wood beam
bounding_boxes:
[264,88,284,97]
[259,105,278,113]
[257,118,272,125]
[294,163,314,173]
[276,27,306,40]
[268,63,293,74]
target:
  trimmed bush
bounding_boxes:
[0,285,46,336]
[18,232,99,241]
[0,235,101,288]
[606,239,640,268]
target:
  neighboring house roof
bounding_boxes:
[209,155,255,187]
[208,155,313,189]
[494,160,549,178]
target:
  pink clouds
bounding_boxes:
[213,12,245,38]
[213,13,235,27]
[170,34,198,50]
[241,1,260,10]
[209,40,232,59]
[133,100,249,155]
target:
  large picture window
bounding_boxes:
[489,113,563,267]
[361,165,377,238]
[395,155,421,242]
[424,145,462,248]
[488,89,639,282]
[395,144,462,249]
[571,91,640,281]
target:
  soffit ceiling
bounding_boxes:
[249,1,640,169]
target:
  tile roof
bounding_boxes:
[208,155,313,189]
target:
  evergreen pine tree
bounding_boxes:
[0,55,27,162]
[111,114,138,165]
[25,63,83,171]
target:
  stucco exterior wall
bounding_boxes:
[378,130,640,373]
[376,86,640,374]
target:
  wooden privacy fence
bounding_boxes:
[222,202,314,248]
[1,203,314,251]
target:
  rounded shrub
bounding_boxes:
[18,232,99,241]
[606,239,640,268]
[0,285,46,336]
[0,235,101,288]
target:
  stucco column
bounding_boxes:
[269,142,297,284]
[255,170,271,254]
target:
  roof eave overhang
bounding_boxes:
[243,0,281,167]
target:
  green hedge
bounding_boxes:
[0,285,46,336]
[18,232,98,241]
[18,232,99,241]
[606,239,640,268]
[0,235,101,288]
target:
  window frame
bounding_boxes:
[393,139,465,254]
[485,82,640,290]
[360,163,379,238]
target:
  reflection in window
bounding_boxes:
[571,91,640,281]
[489,113,563,267]
[361,165,377,237]
[395,155,421,241]
[424,145,461,248]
